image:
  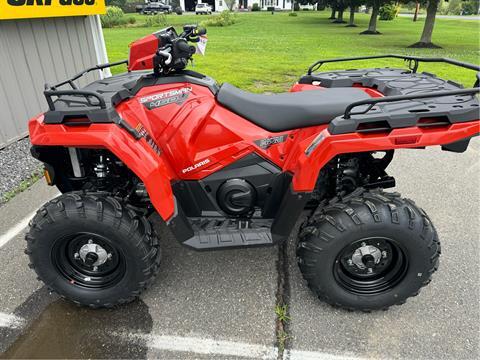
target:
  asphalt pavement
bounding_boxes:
[0,140,479,359]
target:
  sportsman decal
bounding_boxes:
[140,87,192,110]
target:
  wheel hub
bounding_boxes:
[351,244,382,270]
[77,240,110,268]
[335,237,408,295]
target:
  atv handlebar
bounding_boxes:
[154,25,205,75]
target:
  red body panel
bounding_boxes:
[29,80,480,221]
[128,34,159,71]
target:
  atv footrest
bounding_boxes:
[183,218,273,250]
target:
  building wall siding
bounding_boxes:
[0,16,104,149]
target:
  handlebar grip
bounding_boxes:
[196,27,207,36]
[176,39,191,52]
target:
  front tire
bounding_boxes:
[25,193,160,308]
[297,188,440,311]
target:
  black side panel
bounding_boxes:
[262,172,292,218]
[271,186,310,243]
[173,153,282,217]
[166,197,195,243]
[172,181,217,217]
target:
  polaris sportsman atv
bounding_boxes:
[26,25,479,310]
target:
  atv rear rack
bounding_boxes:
[344,87,480,119]
[307,54,480,86]
[302,56,480,136]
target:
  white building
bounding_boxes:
[0,9,108,148]
[179,0,292,12]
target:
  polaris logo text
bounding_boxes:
[182,159,210,174]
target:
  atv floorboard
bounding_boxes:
[184,218,273,250]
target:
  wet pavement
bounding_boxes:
[0,140,479,359]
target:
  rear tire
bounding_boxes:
[25,192,160,308]
[297,188,440,311]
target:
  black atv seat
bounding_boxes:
[216,83,371,132]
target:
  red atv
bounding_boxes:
[27,26,479,310]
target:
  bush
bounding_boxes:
[100,6,126,28]
[252,3,260,11]
[175,6,183,15]
[201,10,237,27]
[289,11,298,16]
[144,13,168,27]
[122,2,141,14]
[379,4,398,20]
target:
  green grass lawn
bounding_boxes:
[104,11,479,92]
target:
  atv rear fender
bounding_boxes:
[29,115,177,221]
[288,121,479,192]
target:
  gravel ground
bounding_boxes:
[0,138,42,203]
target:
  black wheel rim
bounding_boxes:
[52,232,126,289]
[334,237,408,295]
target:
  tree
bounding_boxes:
[346,0,364,26]
[413,1,420,21]
[333,2,348,22]
[325,0,338,18]
[106,0,127,10]
[409,0,441,47]
[325,0,349,22]
[360,0,388,34]
[463,0,480,15]
[225,0,236,10]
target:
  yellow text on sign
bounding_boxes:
[0,0,106,20]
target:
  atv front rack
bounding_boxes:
[45,59,128,93]
[41,60,146,139]
[44,60,128,111]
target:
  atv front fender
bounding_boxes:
[29,116,177,221]
[289,121,480,192]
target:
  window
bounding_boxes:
[219,0,222,5]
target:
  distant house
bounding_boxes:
[179,0,292,12]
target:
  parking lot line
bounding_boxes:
[0,210,37,250]
[120,333,367,360]
[0,312,24,329]
[125,333,278,359]
[288,349,366,360]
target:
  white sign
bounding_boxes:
[196,36,208,56]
